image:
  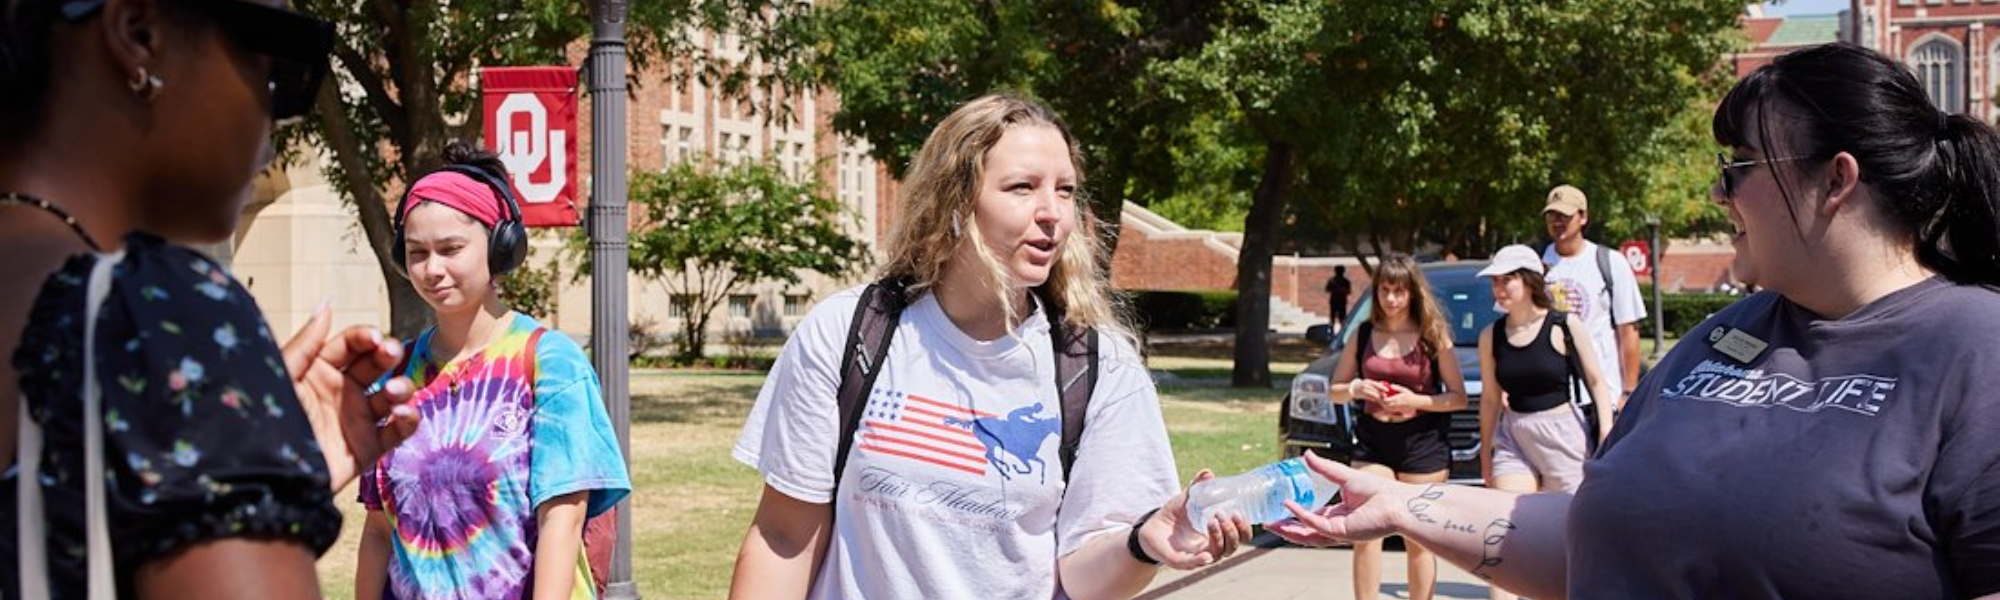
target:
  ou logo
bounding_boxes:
[493,93,568,204]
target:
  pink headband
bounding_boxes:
[403,171,505,227]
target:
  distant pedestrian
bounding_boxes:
[1324,254,1468,600]
[1540,184,1647,413]
[356,141,630,600]
[1326,265,1354,333]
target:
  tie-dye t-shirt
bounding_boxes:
[360,313,630,600]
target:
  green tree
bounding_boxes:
[1293,0,1744,257]
[1149,0,1337,387]
[811,0,1219,236]
[287,0,813,336]
[616,156,868,363]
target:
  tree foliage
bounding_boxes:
[1282,0,1744,257]
[286,0,814,337]
[610,157,868,363]
[811,0,1220,234]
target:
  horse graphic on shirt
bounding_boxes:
[944,403,1059,484]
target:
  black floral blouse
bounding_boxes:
[2,233,341,599]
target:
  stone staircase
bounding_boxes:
[1268,296,1323,335]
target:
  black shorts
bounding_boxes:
[1352,413,1452,474]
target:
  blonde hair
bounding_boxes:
[875,93,1132,340]
[1367,254,1452,354]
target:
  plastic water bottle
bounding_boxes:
[1184,457,1340,525]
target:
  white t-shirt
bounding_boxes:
[1542,241,1647,394]
[733,285,1180,600]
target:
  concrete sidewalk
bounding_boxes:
[1135,535,1492,600]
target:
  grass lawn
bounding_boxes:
[316,359,1290,599]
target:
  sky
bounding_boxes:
[1761,0,1851,16]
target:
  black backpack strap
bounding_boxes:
[1595,244,1618,319]
[832,278,910,491]
[1038,288,1097,486]
[1552,311,1601,456]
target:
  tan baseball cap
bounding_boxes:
[1543,185,1587,216]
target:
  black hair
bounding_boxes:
[1714,42,2000,286]
[0,0,62,144]
[2,0,205,146]
[439,139,508,178]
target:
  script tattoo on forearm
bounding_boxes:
[1469,519,1517,581]
[1405,484,1446,525]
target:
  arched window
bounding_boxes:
[1991,42,1999,123]
[1910,38,1964,113]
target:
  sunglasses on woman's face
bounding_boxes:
[63,0,334,122]
[1714,152,1810,199]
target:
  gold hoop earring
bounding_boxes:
[128,67,164,101]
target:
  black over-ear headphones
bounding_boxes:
[391,164,529,278]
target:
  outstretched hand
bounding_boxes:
[1138,470,1257,570]
[1267,452,1407,547]
[280,303,421,493]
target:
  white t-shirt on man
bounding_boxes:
[733,285,1180,600]
[1542,241,1648,395]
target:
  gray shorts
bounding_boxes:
[1490,404,1590,493]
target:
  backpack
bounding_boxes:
[1549,314,1601,456]
[831,278,1099,491]
[518,329,619,597]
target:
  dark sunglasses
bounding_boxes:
[1714,152,1809,198]
[63,0,334,122]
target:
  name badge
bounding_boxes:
[1708,326,1769,364]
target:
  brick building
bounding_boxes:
[1851,0,2000,123]
[1736,1,2000,121]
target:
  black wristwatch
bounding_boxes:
[1127,507,1163,566]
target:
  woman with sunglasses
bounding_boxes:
[1,0,421,598]
[356,141,630,600]
[1269,42,2000,600]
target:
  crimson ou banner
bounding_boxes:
[480,67,579,228]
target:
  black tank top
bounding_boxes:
[1492,311,1571,413]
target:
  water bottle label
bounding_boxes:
[1275,459,1316,506]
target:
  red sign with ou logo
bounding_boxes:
[1621,240,1652,277]
[480,67,579,228]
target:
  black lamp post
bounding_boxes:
[1646,214,1664,359]
[589,1,637,598]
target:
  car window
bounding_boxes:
[1432,272,1498,347]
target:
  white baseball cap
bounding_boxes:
[1477,244,1546,278]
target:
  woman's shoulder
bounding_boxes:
[109,234,279,345]
[515,314,586,359]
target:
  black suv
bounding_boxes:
[1278,261,1500,484]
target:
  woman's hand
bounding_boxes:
[1137,470,1256,569]
[280,304,421,492]
[1349,378,1387,403]
[1267,452,1409,547]
[1372,384,1423,420]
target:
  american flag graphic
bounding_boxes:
[857,388,992,475]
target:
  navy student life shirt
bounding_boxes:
[1568,277,2000,600]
